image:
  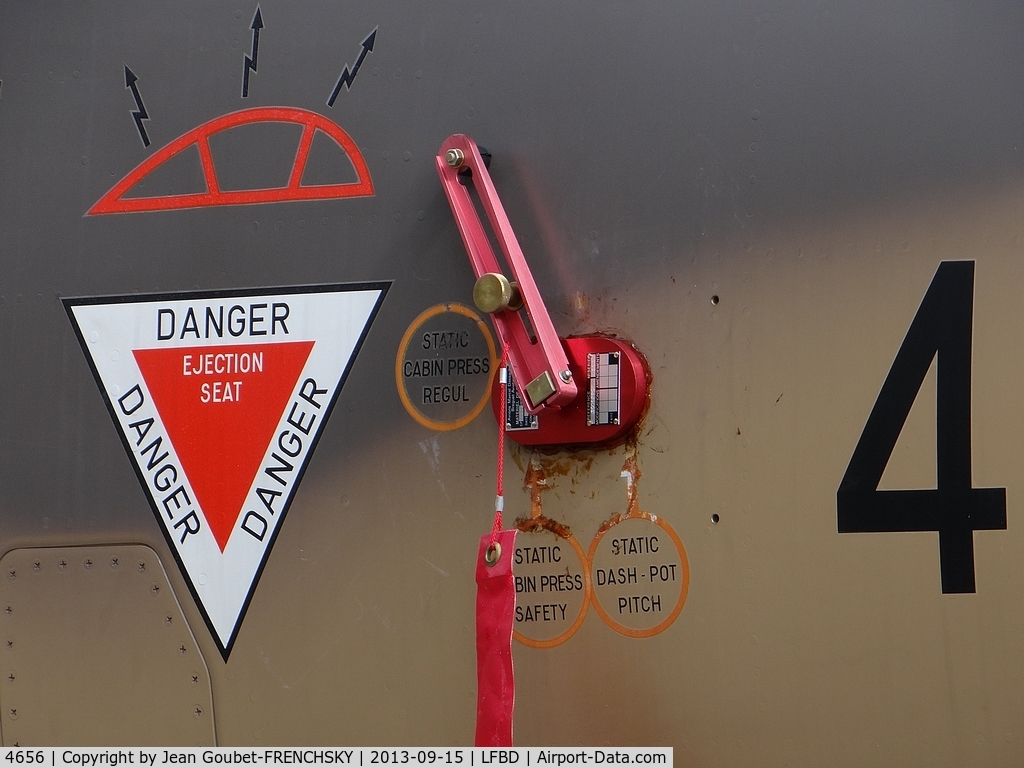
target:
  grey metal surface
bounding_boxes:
[0,0,1023,762]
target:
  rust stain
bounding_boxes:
[523,459,548,519]
[595,449,643,535]
[570,291,592,325]
[515,514,573,539]
[509,445,528,473]
[544,453,595,485]
[621,451,641,517]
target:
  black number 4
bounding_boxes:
[837,260,1006,593]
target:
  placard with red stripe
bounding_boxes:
[64,283,389,658]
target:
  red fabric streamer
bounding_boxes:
[475,528,517,746]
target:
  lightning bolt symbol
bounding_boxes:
[327,27,377,107]
[242,6,263,98]
[123,65,151,148]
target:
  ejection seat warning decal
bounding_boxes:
[64,283,388,658]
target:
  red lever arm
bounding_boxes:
[436,134,577,411]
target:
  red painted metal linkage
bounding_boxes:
[437,135,650,447]
[436,134,576,413]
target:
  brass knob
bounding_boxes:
[473,273,522,314]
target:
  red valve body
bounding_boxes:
[493,336,649,447]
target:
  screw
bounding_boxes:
[191,674,199,685]
[6,570,15,581]
[110,557,119,568]
[58,560,67,572]
[31,561,40,572]
[178,645,187,656]
[9,708,17,720]
[559,369,573,383]
[164,616,173,627]
[3,607,10,616]
[151,584,161,595]
[83,558,93,570]
[5,640,12,649]
[6,674,13,682]
[194,706,203,718]
[138,561,146,572]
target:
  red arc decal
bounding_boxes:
[88,107,374,215]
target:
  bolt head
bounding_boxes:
[559,369,573,383]
[444,148,465,168]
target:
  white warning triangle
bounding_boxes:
[64,283,389,659]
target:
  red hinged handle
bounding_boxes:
[436,134,577,412]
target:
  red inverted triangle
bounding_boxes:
[134,341,314,551]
